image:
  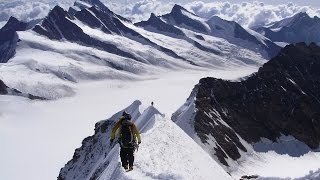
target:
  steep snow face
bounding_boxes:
[59,100,232,180]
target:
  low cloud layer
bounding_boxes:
[120,0,320,27]
[184,1,320,27]
[0,0,74,27]
[1,0,320,29]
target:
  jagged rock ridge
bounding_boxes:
[174,43,320,167]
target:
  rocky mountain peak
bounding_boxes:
[171,4,187,14]
[1,16,28,31]
[0,79,8,94]
[176,43,320,168]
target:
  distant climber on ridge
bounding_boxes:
[110,111,141,171]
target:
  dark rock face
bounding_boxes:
[135,13,185,37]
[193,43,320,166]
[0,79,45,99]
[58,120,115,180]
[161,4,209,33]
[1,16,28,31]
[255,12,320,43]
[74,8,112,34]
[0,17,29,63]
[76,0,129,22]
[0,79,8,94]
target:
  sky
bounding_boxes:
[0,0,320,28]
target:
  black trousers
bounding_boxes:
[120,147,134,167]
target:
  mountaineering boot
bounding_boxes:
[123,164,128,170]
[126,166,133,172]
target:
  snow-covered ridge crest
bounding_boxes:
[58,100,232,180]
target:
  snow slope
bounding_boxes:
[0,68,256,180]
[59,100,233,180]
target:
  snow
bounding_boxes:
[253,135,312,157]
[0,21,5,29]
[296,169,320,180]
[245,27,268,46]
[179,8,211,32]
[232,148,320,179]
[0,68,257,180]
[127,21,267,68]
[274,42,289,47]
[98,104,232,180]
[74,0,93,9]
[0,4,318,179]
[258,169,320,180]
[207,16,236,37]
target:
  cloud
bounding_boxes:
[107,0,320,27]
[184,1,320,27]
[105,0,174,22]
[1,0,320,29]
[0,0,74,24]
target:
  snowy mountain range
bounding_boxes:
[254,12,320,45]
[1,0,320,180]
[0,0,279,99]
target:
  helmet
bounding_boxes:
[122,111,131,120]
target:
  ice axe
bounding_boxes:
[134,142,140,152]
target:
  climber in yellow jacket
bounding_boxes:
[110,111,141,171]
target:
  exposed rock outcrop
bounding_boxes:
[175,43,320,167]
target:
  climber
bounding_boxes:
[110,111,141,171]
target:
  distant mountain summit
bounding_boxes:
[174,42,320,168]
[0,17,27,63]
[135,13,185,38]
[254,12,320,43]
[207,16,280,58]
[162,4,210,33]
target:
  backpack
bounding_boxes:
[120,119,135,148]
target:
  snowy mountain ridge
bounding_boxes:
[58,100,233,180]
[254,12,320,44]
